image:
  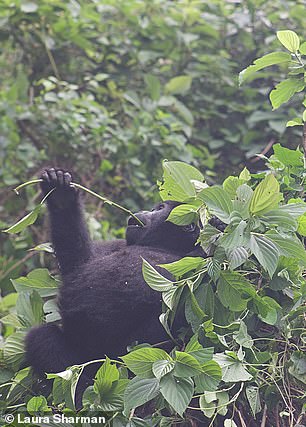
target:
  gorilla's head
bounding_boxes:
[126,200,199,254]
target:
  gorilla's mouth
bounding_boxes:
[127,217,144,227]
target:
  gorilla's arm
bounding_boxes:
[41,169,93,275]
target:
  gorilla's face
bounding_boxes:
[126,200,199,254]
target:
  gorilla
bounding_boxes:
[25,168,202,389]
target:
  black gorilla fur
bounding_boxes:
[25,168,203,388]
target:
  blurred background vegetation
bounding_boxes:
[0,0,305,293]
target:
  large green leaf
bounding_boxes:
[94,357,119,395]
[249,174,282,215]
[228,247,249,270]
[239,52,290,84]
[198,186,233,223]
[160,374,194,416]
[213,354,252,382]
[142,259,174,291]
[223,176,245,199]
[3,331,26,367]
[166,204,197,225]
[218,220,248,251]
[121,348,171,378]
[277,30,300,52]
[267,232,306,265]
[160,257,207,279]
[152,360,175,379]
[270,78,305,110]
[194,361,222,392]
[261,209,298,231]
[11,269,58,297]
[249,234,279,277]
[159,161,204,202]
[279,203,306,219]
[124,377,160,412]
[217,272,255,312]
[173,351,203,378]
[233,184,253,219]
[165,75,192,95]
[185,337,214,364]
[273,143,303,167]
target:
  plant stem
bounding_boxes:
[14,179,144,226]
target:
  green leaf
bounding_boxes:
[239,167,251,181]
[27,396,49,415]
[267,232,306,265]
[124,377,160,412]
[300,42,306,55]
[198,186,233,223]
[185,337,214,364]
[233,184,253,219]
[277,30,300,52]
[279,203,306,219]
[214,354,252,382]
[233,321,253,348]
[218,220,248,252]
[3,331,26,367]
[121,348,171,378]
[217,272,255,312]
[250,234,279,277]
[223,177,245,199]
[194,361,222,392]
[160,257,206,279]
[160,374,194,416]
[98,379,129,412]
[199,224,221,252]
[173,351,203,378]
[273,144,303,166]
[94,357,119,395]
[16,291,44,327]
[261,209,298,231]
[224,420,238,427]
[246,385,262,417]
[165,75,192,95]
[162,286,182,310]
[144,74,160,101]
[239,52,291,84]
[199,393,217,418]
[249,174,282,215]
[159,161,204,202]
[288,351,306,385]
[229,247,249,270]
[142,259,174,292]
[152,360,175,379]
[286,118,303,127]
[166,204,197,225]
[298,213,306,236]
[255,296,281,325]
[4,205,41,233]
[11,268,58,297]
[270,78,305,110]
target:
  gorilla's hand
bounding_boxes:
[40,168,79,209]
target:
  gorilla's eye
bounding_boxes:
[182,223,196,232]
[152,203,165,212]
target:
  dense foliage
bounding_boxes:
[1,1,306,426]
[0,147,305,426]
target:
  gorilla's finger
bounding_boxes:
[57,170,64,186]
[64,172,72,186]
